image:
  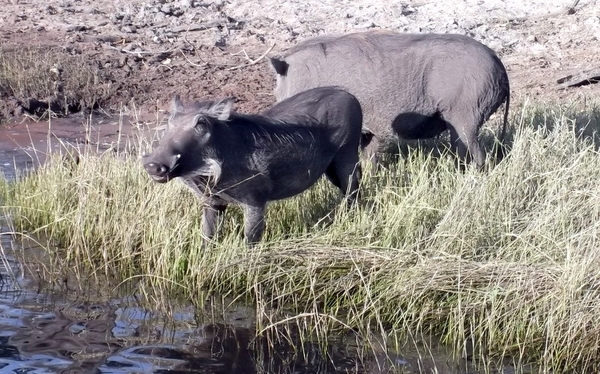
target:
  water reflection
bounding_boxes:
[0,291,386,374]
[0,225,389,374]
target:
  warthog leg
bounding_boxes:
[243,203,266,246]
[448,121,485,170]
[202,199,228,243]
[325,147,362,205]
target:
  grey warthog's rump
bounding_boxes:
[270,30,510,167]
[142,87,362,245]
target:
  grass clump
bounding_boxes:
[0,44,115,116]
[2,100,600,372]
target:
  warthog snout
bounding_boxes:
[143,161,169,180]
[143,153,181,183]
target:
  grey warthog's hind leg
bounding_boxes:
[447,114,486,169]
[360,131,381,168]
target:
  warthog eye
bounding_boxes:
[194,114,208,127]
[194,115,212,133]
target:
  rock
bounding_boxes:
[118,55,128,67]
[1,98,25,118]
[122,25,136,33]
[213,31,226,47]
[526,34,538,43]
[153,12,167,23]
[585,16,600,27]
[401,4,416,16]
[160,4,172,15]
[557,68,600,88]
[22,98,48,116]
[170,19,225,33]
[46,5,58,15]
[113,13,126,21]
[355,21,376,29]
[152,51,173,63]
[66,25,89,32]
[461,19,481,30]
[122,43,135,51]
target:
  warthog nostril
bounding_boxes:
[144,162,168,176]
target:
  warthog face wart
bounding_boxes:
[142,87,363,246]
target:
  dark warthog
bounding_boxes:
[142,87,362,245]
[270,30,510,167]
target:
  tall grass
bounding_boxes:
[2,100,600,372]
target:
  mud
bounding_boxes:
[2,0,599,169]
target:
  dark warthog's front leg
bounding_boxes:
[202,198,228,244]
[243,203,266,246]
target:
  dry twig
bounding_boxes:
[105,45,176,58]
[228,43,275,71]
[567,0,581,14]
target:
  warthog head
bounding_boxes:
[142,95,233,184]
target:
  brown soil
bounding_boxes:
[0,0,599,136]
[0,29,275,120]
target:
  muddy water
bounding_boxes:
[0,117,533,373]
[0,114,136,180]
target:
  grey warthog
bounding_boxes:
[270,30,510,167]
[142,87,362,245]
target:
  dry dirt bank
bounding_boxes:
[0,0,599,122]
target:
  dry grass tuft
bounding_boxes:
[0,44,116,117]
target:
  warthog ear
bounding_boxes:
[269,58,288,76]
[172,95,185,113]
[360,127,375,149]
[207,97,235,121]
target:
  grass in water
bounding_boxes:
[2,99,600,372]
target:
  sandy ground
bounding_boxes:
[0,0,599,122]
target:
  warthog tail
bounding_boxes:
[494,91,510,162]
